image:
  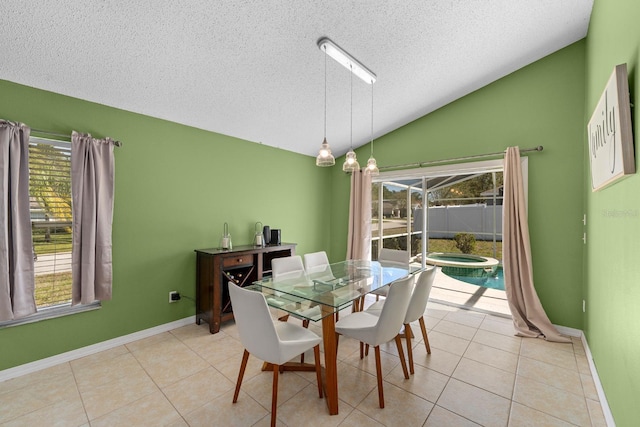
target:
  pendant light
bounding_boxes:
[316,45,335,166]
[316,38,376,172]
[342,65,360,173]
[364,77,379,176]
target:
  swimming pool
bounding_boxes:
[445,266,505,290]
[424,252,505,291]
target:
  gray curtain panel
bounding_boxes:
[346,169,372,260]
[503,146,569,343]
[71,131,115,305]
[0,120,37,321]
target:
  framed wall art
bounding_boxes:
[587,63,635,191]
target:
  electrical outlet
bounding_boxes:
[169,291,180,303]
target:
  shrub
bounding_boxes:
[454,233,476,254]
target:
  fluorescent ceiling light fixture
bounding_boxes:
[318,37,376,84]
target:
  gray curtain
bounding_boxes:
[503,146,569,343]
[71,131,115,305]
[0,121,36,320]
[346,169,372,260]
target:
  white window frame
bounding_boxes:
[372,157,528,265]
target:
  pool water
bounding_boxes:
[443,266,505,291]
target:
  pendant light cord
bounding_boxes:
[324,47,327,139]
[370,79,374,157]
[350,64,353,150]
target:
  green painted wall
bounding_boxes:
[331,42,587,330]
[584,1,640,425]
[0,80,332,370]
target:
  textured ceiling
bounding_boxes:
[1,1,593,158]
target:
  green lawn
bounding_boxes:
[33,232,72,255]
[35,272,72,307]
[372,219,502,260]
[428,238,502,260]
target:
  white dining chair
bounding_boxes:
[372,248,411,301]
[378,248,410,264]
[367,267,436,374]
[271,255,319,360]
[271,255,305,280]
[335,275,414,408]
[303,251,345,321]
[229,283,323,427]
[303,251,330,274]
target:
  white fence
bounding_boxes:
[413,204,503,241]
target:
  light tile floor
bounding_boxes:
[0,300,607,427]
[429,267,511,317]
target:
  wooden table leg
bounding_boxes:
[321,305,339,415]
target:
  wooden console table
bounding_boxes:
[194,243,296,333]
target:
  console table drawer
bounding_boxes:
[223,255,252,268]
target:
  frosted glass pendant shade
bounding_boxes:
[364,156,379,175]
[342,149,360,172]
[316,138,335,166]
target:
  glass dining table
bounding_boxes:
[248,259,423,415]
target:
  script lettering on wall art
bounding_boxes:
[587,64,635,191]
[588,89,617,173]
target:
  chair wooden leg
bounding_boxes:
[313,345,323,398]
[374,346,385,408]
[394,334,409,379]
[233,349,250,403]
[405,323,415,375]
[418,316,431,354]
[271,364,279,427]
[359,341,364,359]
[365,343,369,356]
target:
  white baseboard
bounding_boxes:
[554,323,582,338]
[552,324,614,426]
[0,316,195,383]
[580,332,616,426]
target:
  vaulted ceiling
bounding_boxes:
[1,1,593,157]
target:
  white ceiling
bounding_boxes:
[1,1,593,158]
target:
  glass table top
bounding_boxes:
[248,260,423,321]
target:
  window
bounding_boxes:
[371,159,525,263]
[29,137,73,308]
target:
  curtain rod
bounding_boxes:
[378,145,543,171]
[31,128,122,147]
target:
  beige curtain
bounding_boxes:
[346,169,372,260]
[0,120,36,320]
[71,131,115,305]
[503,146,569,342]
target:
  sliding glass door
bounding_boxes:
[371,159,510,265]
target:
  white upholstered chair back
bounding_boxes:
[371,275,414,346]
[228,284,280,362]
[303,251,330,274]
[271,255,305,280]
[404,267,436,324]
[378,248,410,264]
